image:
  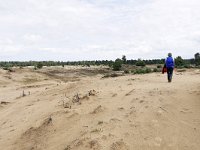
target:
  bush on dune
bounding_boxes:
[136,59,146,67]
[132,67,152,74]
[112,58,123,71]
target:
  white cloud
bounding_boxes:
[23,34,42,44]
[0,0,200,61]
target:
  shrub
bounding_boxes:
[110,73,119,77]
[2,63,13,71]
[183,64,190,68]
[86,64,90,67]
[176,66,184,69]
[157,65,162,68]
[102,73,122,78]
[153,68,158,72]
[112,59,123,71]
[3,67,10,71]
[108,62,113,68]
[113,62,121,71]
[136,60,146,67]
[34,65,37,70]
[133,67,152,74]
[134,69,145,74]
[124,70,129,74]
[145,68,152,73]
[175,56,185,67]
[36,63,43,69]
[3,67,13,72]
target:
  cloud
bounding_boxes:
[0,0,200,61]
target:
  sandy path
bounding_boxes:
[0,69,200,150]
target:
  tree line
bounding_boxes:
[0,53,199,70]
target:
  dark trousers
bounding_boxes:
[167,67,173,82]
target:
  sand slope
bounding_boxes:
[0,68,200,150]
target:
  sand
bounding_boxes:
[0,67,200,150]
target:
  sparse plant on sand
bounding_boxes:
[124,70,129,74]
[22,90,26,97]
[64,145,71,150]
[133,67,152,74]
[153,68,160,72]
[157,65,162,68]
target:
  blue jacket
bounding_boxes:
[166,56,174,68]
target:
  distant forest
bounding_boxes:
[0,53,200,69]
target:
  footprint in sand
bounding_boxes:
[109,118,121,123]
[124,107,136,118]
[112,93,118,97]
[110,139,129,150]
[91,105,104,114]
[118,107,125,111]
[125,89,135,96]
[69,138,101,149]
[108,133,116,138]
[180,108,192,114]
[139,100,144,103]
[71,138,84,147]
[87,140,100,149]
[90,128,102,133]
[67,112,79,119]
[101,135,107,140]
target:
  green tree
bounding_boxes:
[122,55,127,64]
[136,59,146,67]
[2,63,12,70]
[112,58,122,71]
[175,56,184,67]
[36,62,43,69]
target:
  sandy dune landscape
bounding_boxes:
[0,67,200,150]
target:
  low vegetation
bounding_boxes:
[112,58,123,71]
[132,68,152,74]
[0,53,199,75]
[135,59,146,67]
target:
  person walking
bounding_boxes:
[165,53,175,82]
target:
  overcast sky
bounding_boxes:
[0,0,200,61]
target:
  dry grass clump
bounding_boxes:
[91,105,104,114]
[102,73,124,78]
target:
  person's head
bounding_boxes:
[168,53,172,57]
